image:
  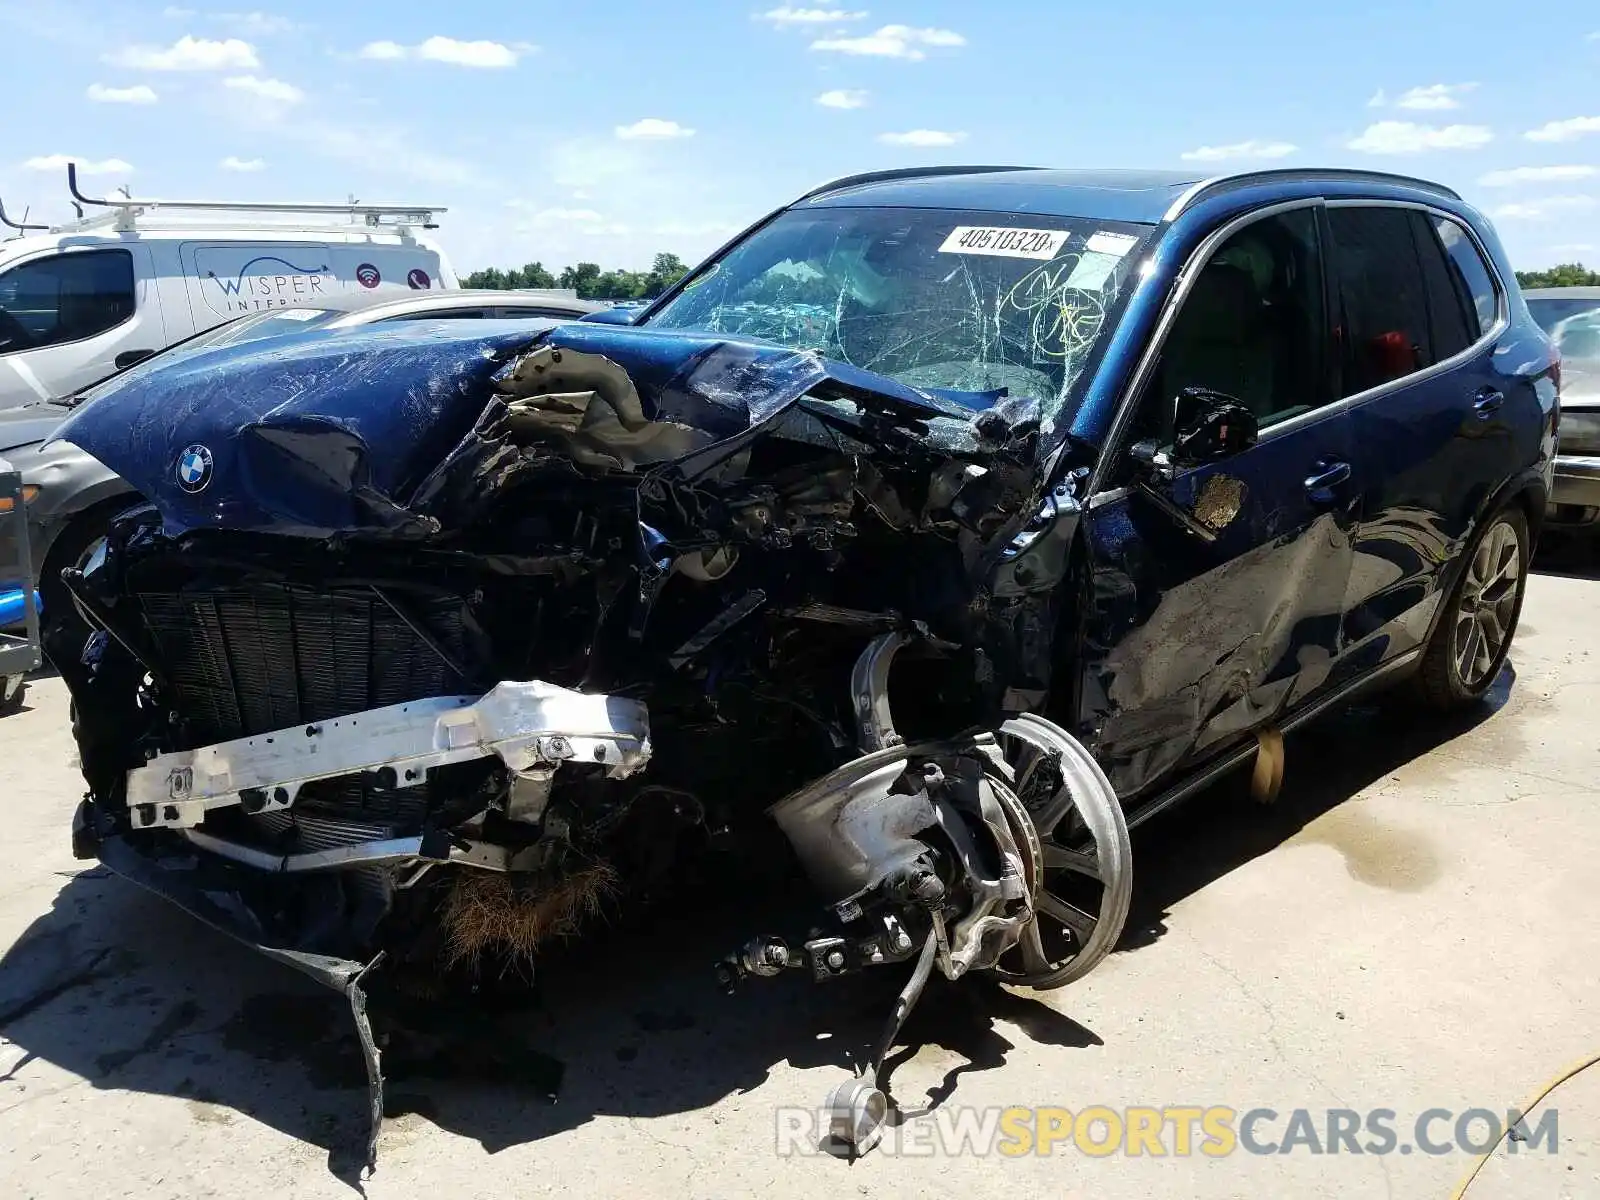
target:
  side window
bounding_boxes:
[1411,212,1475,361]
[1129,206,1328,449]
[1326,208,1433,396]
[498,307,579,319]
[0,249,137,355]
[385,309,489,321]
[1431,215,1498,337]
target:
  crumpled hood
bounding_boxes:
[50,319,1007,539]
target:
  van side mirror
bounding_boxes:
[114,348,156,370]
[1170,387,1258,467]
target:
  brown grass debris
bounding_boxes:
[441,861,617,971]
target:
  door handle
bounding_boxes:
[114,348,155,370]
[1303,460,1351,504]
[1472,387,1504,418]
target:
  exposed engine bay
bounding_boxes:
[48,321,1131,1169]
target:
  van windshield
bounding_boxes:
[643,207,1153,421]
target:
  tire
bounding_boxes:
[1413,503,1529,711]
[38,505,119,668]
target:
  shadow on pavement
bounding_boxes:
[1120,665,1515,952]
[1533,530,1600,580]
[0,664,1520,1183]
[0,854,1098,1185]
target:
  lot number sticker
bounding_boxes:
[938,226,1070,260]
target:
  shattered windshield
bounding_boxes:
[644,206,1152,420]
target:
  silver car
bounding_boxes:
[1525,286,1600,529]
[0,289,603,629]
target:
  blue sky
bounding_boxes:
[2,0,1598,274]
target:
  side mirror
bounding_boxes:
[1170,387,1257,467]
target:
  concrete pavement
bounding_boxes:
[1,569,1596,1199]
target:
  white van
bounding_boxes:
[0,164,457,411]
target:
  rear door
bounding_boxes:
[0,243,164,408]
[1330,204,1516,676]
[1076,202,1358,801]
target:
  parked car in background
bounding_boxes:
[0,289,600,634]
[0,163,457,412]
[1524,286,1600,531]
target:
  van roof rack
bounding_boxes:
[0,195,47,236]
[55,162,446,234]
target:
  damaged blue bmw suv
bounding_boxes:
[46,166,1555,1163]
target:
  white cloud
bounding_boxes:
[1346,121,1493,154]
[417,36,519,67]
[86,83,158,104]
[24,155,133,175]
[165,7,301,35]
[816,88,868,109]
[358,37,523,67]
[220,155,264,171]
[1478,164,1598,186]
[877,129,966,147]
[811,24,965,60]
[223,75,304,103]
[1489,195,1596,221]
[758,6,867,23]
[507,205,630,235]
[1551,242,1596,253]
[1367,88,1387,108]
[108,35,259,71]
[1524,116,1600,143]
[358,40,407,60]
[219,11,301,36]
[1180,139,1297,162]
[615,118,696,140]
[653,219,740,238]
[1395,83,1477,111]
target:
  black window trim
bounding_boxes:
[1087,196,1510,503]
[0,246,140,357]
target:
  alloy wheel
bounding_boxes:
[1453,518,1521,690]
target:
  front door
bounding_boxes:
[0,243,164,408]
[1074,203,1358,803]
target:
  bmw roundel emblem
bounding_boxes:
[176,444,214,493]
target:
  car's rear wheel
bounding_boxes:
[1414,504,1529,710]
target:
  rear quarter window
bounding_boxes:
[1430,215,1499,338]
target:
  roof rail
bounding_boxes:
[795,164,1042,204]
[0,195,47,235]
[62,162,446,232]
[1170,167,1463,220]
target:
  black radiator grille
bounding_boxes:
[138,584,469,745]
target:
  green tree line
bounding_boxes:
[462,252,691,300]
[1515,263,1600,289]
